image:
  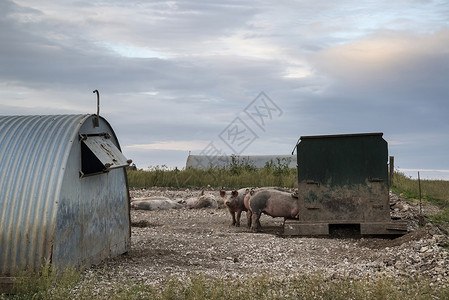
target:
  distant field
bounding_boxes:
[127,168,449,203]
[126,167,449,213]
[391,171,449,203]
[126,162,297,189]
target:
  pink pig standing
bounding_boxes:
[224,188,250,227]
[249,189,300,232]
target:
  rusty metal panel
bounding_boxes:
[81,135,129,170]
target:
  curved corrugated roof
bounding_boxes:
[0,114,90,273]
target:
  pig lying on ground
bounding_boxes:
[131,197,184,210]
[196,192,218,208]
[182,189,218,209]
[225,188,250,227]
[182,197,198,209]
[249,189,300,232]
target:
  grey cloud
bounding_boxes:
[1,0,448,172]
[0,0,282,97]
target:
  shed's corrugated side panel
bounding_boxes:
[0,114,89,274]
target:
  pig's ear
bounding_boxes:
[250,189,255,195]
[231,190,238,197]
[245,188,249,194]
[219,190,226,197]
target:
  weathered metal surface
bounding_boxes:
[284,219,408,236]
[284,220,329,236]
[0,114,130,275]
[297,132,388,187]
[287,132,407,236]
[81,135,129,171]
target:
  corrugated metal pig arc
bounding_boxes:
[0,115,90,273]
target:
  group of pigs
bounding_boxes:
[130,187,300,232]
[223,188,300,232]
[131,190,219,211]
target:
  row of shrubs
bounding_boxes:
[127,157,297,189]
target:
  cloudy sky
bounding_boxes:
[1,0,448,179]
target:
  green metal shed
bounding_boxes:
[285,133,407,236]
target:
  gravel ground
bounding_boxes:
[87,188,449,288]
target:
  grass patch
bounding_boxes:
[391,172,449,204]
[392,171,449,225]
[3,262,82,299]
[3,272,448,299]
[428,207,449,225]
